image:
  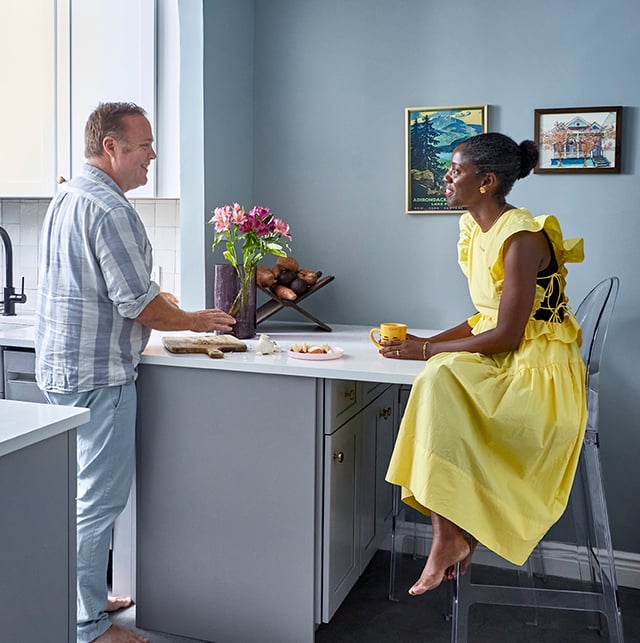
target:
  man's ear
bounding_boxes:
[102,135,117,159]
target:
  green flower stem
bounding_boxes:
[228,265,256,318]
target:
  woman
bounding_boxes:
[381,132,586,595]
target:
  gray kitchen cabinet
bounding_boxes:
[321,380,397,621]
[135,362,400,642]
[135,364,319,643]
[322,413,360,621]
[360,384,396,568]
[0,412,79,642]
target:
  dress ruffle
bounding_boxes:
[459,210,583,276]
[469,311,582,344]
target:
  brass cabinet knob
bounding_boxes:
[333,451,344,463]
[379,407,392,419]
[343,388,356,401]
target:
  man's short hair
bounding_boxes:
[84,102,147,158]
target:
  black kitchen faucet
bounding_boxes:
[0,226,27,316]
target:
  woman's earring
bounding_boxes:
[479,186,486,194]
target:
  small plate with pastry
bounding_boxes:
[287,343,344,361]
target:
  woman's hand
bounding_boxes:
[379,338,430,360]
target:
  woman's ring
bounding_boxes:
[396,350,400,357]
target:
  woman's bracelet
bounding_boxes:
[422,341,430,360]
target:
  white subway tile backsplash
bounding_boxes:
[16,245,38,272]
[154,226,177,251]
[19,200,41,225]
[155,200,178,227]
[134,201,156,228]
[153,249,176,275]
[0,197,181,313]
[1,200,21,223]
[20,226,39,246]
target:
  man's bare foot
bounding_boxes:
[408,513,470,595]
[91,623,149,643]
[106,596,133,612]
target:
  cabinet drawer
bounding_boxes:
[4,348,37,372]
[361,381,390,408]
[324,380,359,434]
[3,349,47,403]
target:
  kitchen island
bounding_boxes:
[1,320,432,643]
[0,398,89,643]
[135,324,431,643]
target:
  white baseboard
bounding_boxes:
[381,520,640,590]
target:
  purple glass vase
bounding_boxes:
[214,263,257,339]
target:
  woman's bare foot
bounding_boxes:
[443,533,477,580]
[408,513,470,595]
[459,535,478,575]
[91,623,149,642]
[106,596,133,612]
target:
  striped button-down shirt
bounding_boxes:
[35,164,160,393]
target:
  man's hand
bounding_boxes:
[136,294,235,332]
[188,309,236,333]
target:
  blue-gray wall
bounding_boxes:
[185,0,640,555]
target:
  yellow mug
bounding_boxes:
[369,323,407,348]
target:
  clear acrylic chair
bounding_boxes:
[450,276,624,642]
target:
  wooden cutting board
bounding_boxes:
[162,335,248,359]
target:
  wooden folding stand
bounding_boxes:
[256,275,335,331]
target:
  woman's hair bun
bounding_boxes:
[518,140,539,178]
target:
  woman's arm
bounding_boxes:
[418,320,475,343]
[381,230,549,359]
[398,321,474,360]
[428,231,548,356]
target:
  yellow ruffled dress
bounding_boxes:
[386,208,587,565]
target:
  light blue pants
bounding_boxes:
[45,382,136,643]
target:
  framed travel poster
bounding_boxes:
[534,106,622,174]
[406,104,488,213]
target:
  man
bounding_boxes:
[35,102,235,643]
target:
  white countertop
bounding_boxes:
[0,315,36,348]
[0,399,89,457]
[141,323,435,385]
[0,319,436,386]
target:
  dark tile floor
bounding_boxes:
[111,550,640,642]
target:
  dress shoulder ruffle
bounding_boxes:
[458,210,584,282]
[488,210,584,283]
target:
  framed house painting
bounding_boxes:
[534,106,622,174]
[406,105,488,213]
